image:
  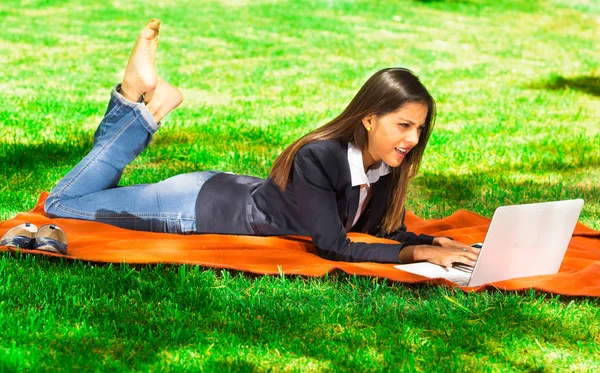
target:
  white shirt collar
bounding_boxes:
[347,142,391,187]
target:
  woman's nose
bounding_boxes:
[406,128,420,146]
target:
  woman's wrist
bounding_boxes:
[398,244,434,263]
[398,245,417,263]
[432,236,454,246]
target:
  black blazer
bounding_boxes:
[194,140,434,263]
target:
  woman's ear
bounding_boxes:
[361,114,375,130]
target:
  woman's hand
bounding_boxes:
[432,236,470,251]
[398,238,481,270]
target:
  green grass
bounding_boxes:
[1,0,599,371]
[2,255,599,372]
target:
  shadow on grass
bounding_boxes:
[413,169,597,217]
[411,140,599,225]
[2,251,595,371]
[0,137,92,169]
[411,131,599,218]
[528,75,600,96]
[0,138,96,195]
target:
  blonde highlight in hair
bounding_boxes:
[268,68,436,234]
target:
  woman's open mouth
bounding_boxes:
[395,147,408,158]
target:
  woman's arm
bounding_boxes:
[372,196,480,267]
[399,243,481,269]
[291,143,480,266]
[291,144,405,263]
[374,209,436,246]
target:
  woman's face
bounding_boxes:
[362,101,428,170]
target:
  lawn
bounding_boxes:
[1,0,599,371]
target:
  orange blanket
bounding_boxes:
[2,192,599,296]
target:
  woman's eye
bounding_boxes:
[398,123,410,128]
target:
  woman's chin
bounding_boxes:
[386,155,404,167]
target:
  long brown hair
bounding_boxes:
[268,67,436,234]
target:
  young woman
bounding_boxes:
[44,19,480,268]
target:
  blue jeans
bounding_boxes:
[44,84,221,234]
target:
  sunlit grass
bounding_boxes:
[1,0,599,371]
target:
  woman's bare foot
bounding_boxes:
[145,77,183,123]
[120,19,161,102]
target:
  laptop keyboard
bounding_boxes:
[393,262,473,286]
[452,263,474,274]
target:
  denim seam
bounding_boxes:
[53,201,194,219]
[107,101,122,118]
[94,103,123,143]
[149,182,197,221]
[103,100,125,126]
[52,113,138,200]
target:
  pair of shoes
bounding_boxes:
[0,222,68,254]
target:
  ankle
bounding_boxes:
[146,99,165,123]
[120,81,143,103]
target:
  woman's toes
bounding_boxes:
[121,19,161,102]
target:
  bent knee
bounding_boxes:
[44,193,64,218]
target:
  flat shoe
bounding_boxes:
[32,224,68,255]
[0,222,38,249]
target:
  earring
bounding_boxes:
[366,127,372,131]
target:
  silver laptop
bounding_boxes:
[394,199,584,287]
